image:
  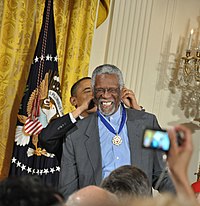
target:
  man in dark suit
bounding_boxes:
[58,64,175,199]
[39,77,96,162]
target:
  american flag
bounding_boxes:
[9,0,62,187]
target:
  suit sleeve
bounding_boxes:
[38,113,75,161]
[58,135,78,200]
[151,115,176,193]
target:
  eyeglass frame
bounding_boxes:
[94,87,120,95]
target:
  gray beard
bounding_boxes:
[99,106,115,116]
[98,102,121,116]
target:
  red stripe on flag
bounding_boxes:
[32,124,43,135]
[24,116,43,135]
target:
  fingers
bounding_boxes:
[122,87,135,97]
[168,125,191,145]
[174,125,193,151]
[167,125,193,157]
[171,125,192,148]
[167,124,193,191]
[121,88,136,103]
[121,87,142,110]
[168,128,177,150]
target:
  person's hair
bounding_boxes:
[0,175,64,206]
[100,165,151,199]
[91,64,124,90]
[70,77,91,97]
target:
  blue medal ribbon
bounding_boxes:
[97,103,127,136]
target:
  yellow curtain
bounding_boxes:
[0,0,102,180]
[96,0,110,28]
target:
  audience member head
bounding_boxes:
[0,175,64,206]
[91,64,124,116]
[66,185,118,206]
[100,165,151,203]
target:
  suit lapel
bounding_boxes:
[126,109,143,166]
[85,114,102,185]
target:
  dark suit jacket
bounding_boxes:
[59,108,175,199]
[39,114,77,162]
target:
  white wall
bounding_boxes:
[89,0,200,184]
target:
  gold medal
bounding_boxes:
[112,135,122,146]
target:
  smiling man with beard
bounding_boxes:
[58,64,175,200]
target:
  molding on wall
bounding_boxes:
[105,0,154,98]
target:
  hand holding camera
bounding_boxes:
[167,125,193,176]
[167,125,194,199]
[144,125,195,200]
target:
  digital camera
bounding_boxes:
[142,128,184,152]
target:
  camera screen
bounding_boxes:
[143,129,170,152]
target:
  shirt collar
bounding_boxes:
[79,115,84,119]
[108,104,122,123]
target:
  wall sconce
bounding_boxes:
[169,26,200,123]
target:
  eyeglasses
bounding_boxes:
[94,87,120,95]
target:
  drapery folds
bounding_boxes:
[0,0,110,179]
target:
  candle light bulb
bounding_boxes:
[187,28,194,50]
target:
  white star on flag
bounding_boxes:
[21,164,26,171]
[27,167,32,173]
[56,166,60,172]
[50,167,55,173]
[34,56,39,63]
[40,169,43,175]
[49,55,53,61]
[16,161,21,167]
[43,169,49,174]
[54,56,58,62]
[46,54,50,60]
[11,157,17,163]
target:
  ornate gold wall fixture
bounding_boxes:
[169,18,200,123]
